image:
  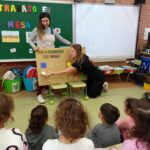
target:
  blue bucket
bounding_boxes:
[23,78,37,91]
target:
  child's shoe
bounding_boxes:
[37,94,45,104]
[103,82,109,92]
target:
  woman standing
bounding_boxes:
[29,12,71,103]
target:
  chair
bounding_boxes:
[48,83,69,104]
[133,59,142,69]
[126,59,142,81]
[113,67,124,81]
[68,81,88,100]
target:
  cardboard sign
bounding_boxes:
[36,48,86,86]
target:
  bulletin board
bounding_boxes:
[36,48,86,86]
[0,0,72,62]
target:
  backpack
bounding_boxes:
[26,67,37,78]
[10,67,22,79]
[2,70,16,87]
[3,71,16,80]
[23,65,37,78]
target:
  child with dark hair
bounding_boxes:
[116,98,137,140]
[42,98,95,150]
[25,105,56,150]
[88,103,121,148]
[120,96,150,150]
[0,93,28,150]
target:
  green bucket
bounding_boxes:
[3,78,22,94]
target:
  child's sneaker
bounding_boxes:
[37,94,45,104]
[103,82,108,92]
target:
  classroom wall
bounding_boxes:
[1,0,149,77]
[47,0,134,3]
[137,0,150,51]
[79,0,134,4]
[65,0,135,4]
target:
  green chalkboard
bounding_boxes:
[0,1,72,62]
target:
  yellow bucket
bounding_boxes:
[144,82,150,90]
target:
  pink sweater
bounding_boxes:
[95,138,148,150]
[116,116,135,140]
[121,138,149,150]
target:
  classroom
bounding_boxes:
[0,0,150,150]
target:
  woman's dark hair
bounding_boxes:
[28,105,48,134]
[100,103,120,124]
[39,12,51,22]
[55,98,90,142]
[124,98,138,117]
[0,93,14,124]
[129,98,150,149]
[37,12,51,39]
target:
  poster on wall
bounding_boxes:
[1,31,20,43]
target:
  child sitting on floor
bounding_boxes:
[120,96,150,150]
[25,105,57,150]
[0,93,28,150]
[116,98,137,140]
[88,103,121,148]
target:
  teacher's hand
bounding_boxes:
[41,71,54,77]
[34,47,42,52]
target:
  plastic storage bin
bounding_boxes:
[140,56,150,73]
[23,78,37,91]
[3,78,22,93]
